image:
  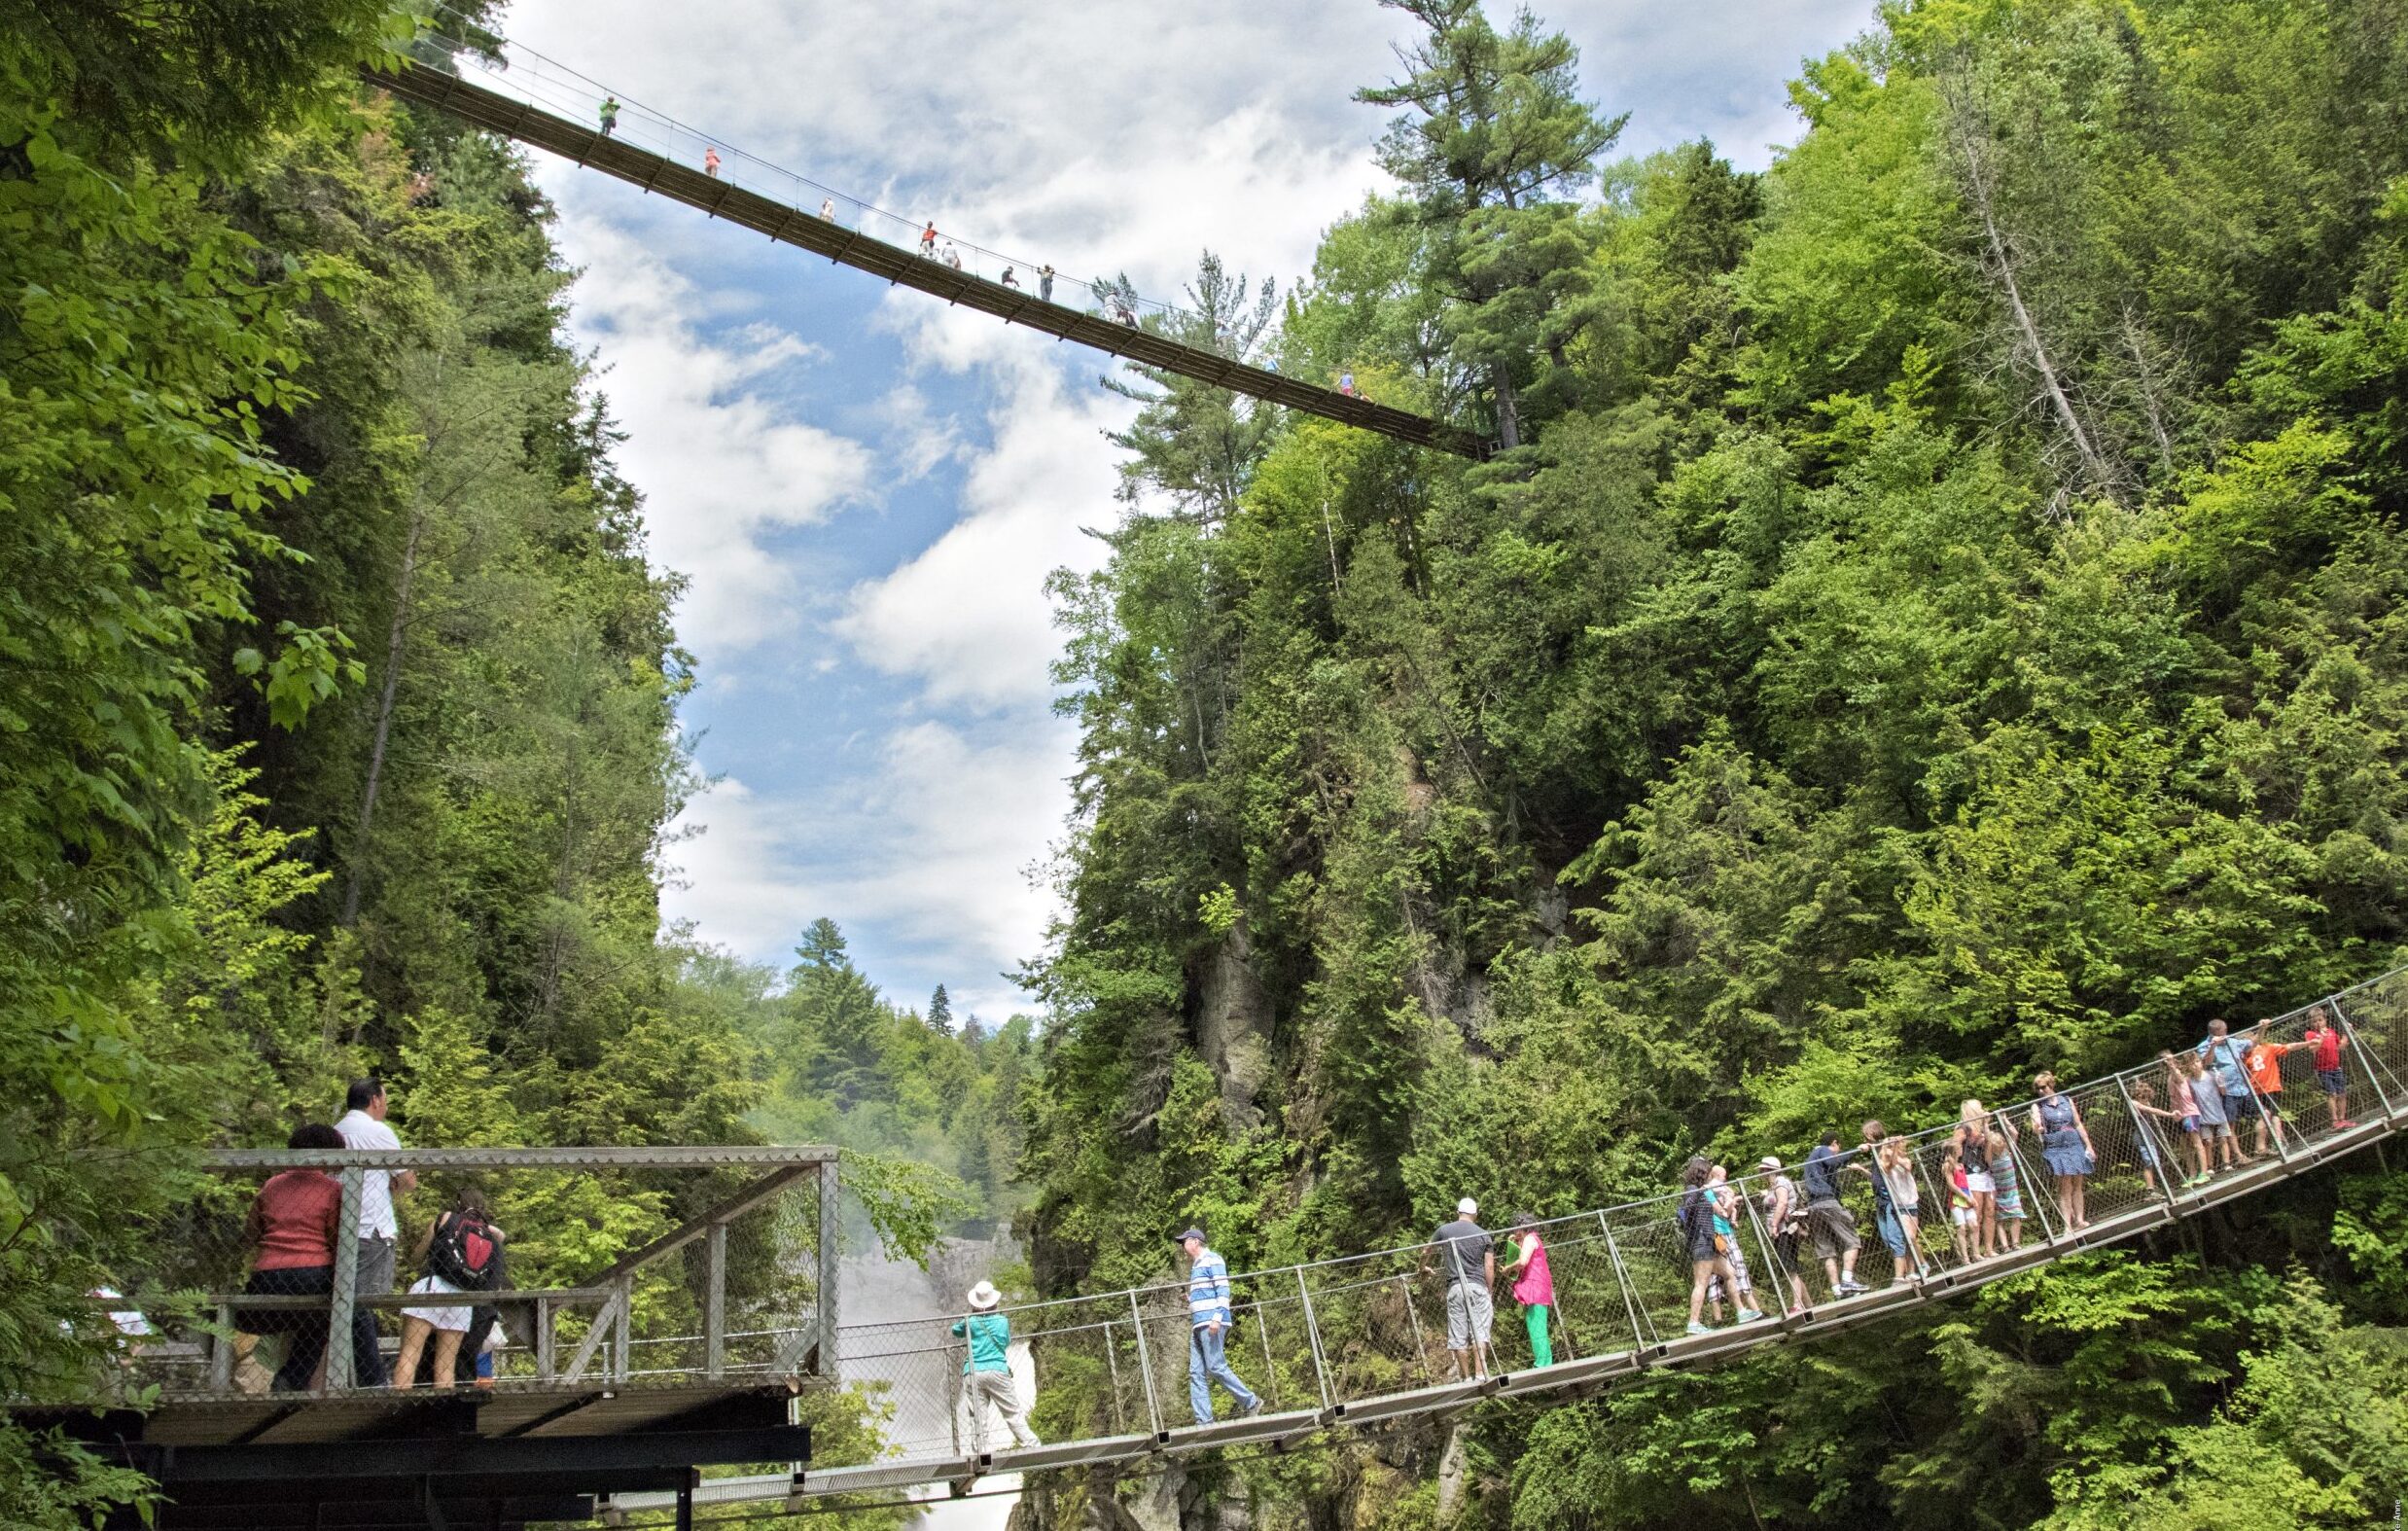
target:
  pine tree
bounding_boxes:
[1356,0,1626,447]
[927,983,953,1035]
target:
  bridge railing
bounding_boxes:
[828,971,2408,1470]
[70,1146,837,1402]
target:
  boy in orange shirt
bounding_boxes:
[2241,1019,2303,1157]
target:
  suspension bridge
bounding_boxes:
[363,24,1492,460]
[29,972,2403,1526]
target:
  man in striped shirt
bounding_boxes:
[1178,1228,1261,1425]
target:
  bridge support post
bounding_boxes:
[327,1166,364,1391]
[2332,995,2399,1121]
[1295,1269,1334,1414]
[816,1158,840,1379]
[704,1224,727,1380]
[1600,1216,1651,1350]
[1397,1273,1433,1383]
[1128,1292,1165,1440]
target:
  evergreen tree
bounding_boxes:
[1356,0,1627,447]
[927,983,953,1034]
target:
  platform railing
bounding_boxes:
[71,1146,837,1401]
[816,970,2408,1481]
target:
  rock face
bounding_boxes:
[1189,917,1274,1130]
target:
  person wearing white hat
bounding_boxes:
[1420,1197,1495,1380]
[950,1281,1040,1455]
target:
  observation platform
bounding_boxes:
[22,1146,836,1527]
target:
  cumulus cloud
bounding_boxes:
[663,720,1073,1017]
[552,210,875,659]
[832,341,1126,710]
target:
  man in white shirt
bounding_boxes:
[335,1077,416,1386]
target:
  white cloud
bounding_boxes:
[552,210,876,659]
[663,721,1073,1016]
[832,348,1126,710]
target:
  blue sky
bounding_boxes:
[500,0,1880,1021]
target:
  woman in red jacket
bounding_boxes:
[241,1123,346,1392]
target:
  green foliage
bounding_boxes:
[1026,0,2408,1525]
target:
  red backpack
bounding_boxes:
[428,1211,501,1291]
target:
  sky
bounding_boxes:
[498,0,1880,1022]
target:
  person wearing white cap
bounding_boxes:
[950,1281,1040,1455]
[1420,1196,1495,1380]
[1177,1228,1260,1424]
[1755,1155,1810,1315]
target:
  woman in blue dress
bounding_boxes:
[2029,1072,2098,1230]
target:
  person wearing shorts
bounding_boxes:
[2302,1006,2358,1132]
[2198,1020,2266,1157]
[1801,1133,1869,1297]
[1426,1199,1495,1379]
[1956,1105,1999,1258]
[2182,1050,2241,1169]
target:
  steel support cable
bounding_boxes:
[382,17,1489,457]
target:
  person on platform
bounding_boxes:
[703,146,721,177]
[1424,1198,1497,1378]
[2301,1006,2359,1133]
[597,95,620,137]
[239,1124,347,1392]
[335,1078,413,1385]
[1500,1213,1555,1368]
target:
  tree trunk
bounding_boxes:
[1490,362,1521,450]
[1942,87,2118,503]
[340,502,426,926]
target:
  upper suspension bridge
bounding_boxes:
[365,19,1492,460]
[24,972,2408,1527]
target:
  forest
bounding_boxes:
[5,0,2408,1526]
[0,3,1019,1522]
[1026,0,2408,1525]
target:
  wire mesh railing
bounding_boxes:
[60,1147,836,1403]
[408,7,1223,345]
[824,970,2408,1475]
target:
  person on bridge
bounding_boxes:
[1988,1125,2028,1249]
[2302,1006,2359,1133]
[239,1123,347,1393]
[597,96,620,137]
[2029,1073,2098,1231]
[2155,1050,2214,1186]
[820,196,836,221]
[1755,1156,1812,1315]
[1500,1213,1554,1368]
[1179,1228,1261,1424]
[394,1185,504,1390]
[1424,1198,1497,1377]
[1679,1159,1759,1335]
[2197,1018,2265,1157]
[951,1282,1041,1455]
[2242,1018,2301,1156]
[2178,1048,2240,1171]
[1800,1133,1870,1297]
[703,146,721,177]
[1039,265,1055,302]
[1952,1103,1999,1259]
[336,1077,412,1385]
[1001,267,1019,289]
[920,221,938,257]
[942,241,963,271]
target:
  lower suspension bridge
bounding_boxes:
[23,972,2408,1527]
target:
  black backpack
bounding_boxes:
[428,1211,502,1291]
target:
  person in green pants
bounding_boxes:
[1501,1212,1556,1368]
